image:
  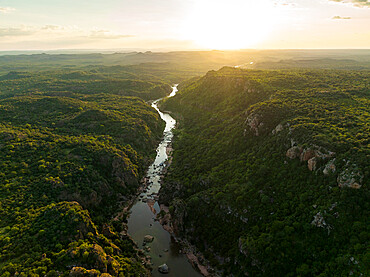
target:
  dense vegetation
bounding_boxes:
[0,51,369,276]
[160,67,369,276]
[0,64,173,276]
[1,49,369,76]
[0,69,172,101]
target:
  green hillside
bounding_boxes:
[160,67,369,276]
[0,69,172,101]
[0,68,168,275]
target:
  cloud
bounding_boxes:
[329,0,370,7]
[42,25,65,31]
[0,25,133,40]
[0,24,135,50]
[332,15,352,19]
[88,29,134,39]
[0,7,15,13]
[273,1,297,8]
[0,26,35,37]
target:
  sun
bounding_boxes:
[182,0,277,50]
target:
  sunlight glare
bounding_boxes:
[182,0,278,50]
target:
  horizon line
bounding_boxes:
[1,48,370,54]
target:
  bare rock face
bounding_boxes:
[311,212,327,228]
[286,144,336,172]
[323,159,336,175]
[337,165,363,189]
[245,113,264,136]
[300,148,316,162]
[272,123,284,135]
[307,157,317,171]
[286,146,302,159]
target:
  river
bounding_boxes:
[127,85,203,276]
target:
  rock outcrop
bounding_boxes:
[286,146,302,159]
[272,123,284,135]
[286,144,336,173]
[311,212,327,228]
[300,148,317,162]
[337,164,363,189]
[307,157,317,171]
[323,159,336,175]
[245,113,264,136]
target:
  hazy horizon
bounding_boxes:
[1,48,370,56]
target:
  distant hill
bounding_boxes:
[1,49,369,75]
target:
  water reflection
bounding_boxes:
[127,85,202,277]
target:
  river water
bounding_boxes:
[127,85,202,277]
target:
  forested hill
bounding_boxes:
[160,67,369,276]
[0,69,172,101]
[0,66,171,275]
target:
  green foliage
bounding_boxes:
[1,51,369,276]
[0,69,172,101]
[0,64,170,275]
[161,67,369,276]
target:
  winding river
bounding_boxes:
[127,85,202,276]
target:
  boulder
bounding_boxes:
[158,263,169,274]
[144,235,154,243]
[286,146,302,159]
[272,123,284,135]
[337,167,363,189]
[307,157,317,171]
[300,148,316,162]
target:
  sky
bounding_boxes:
[0,0,369,51]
